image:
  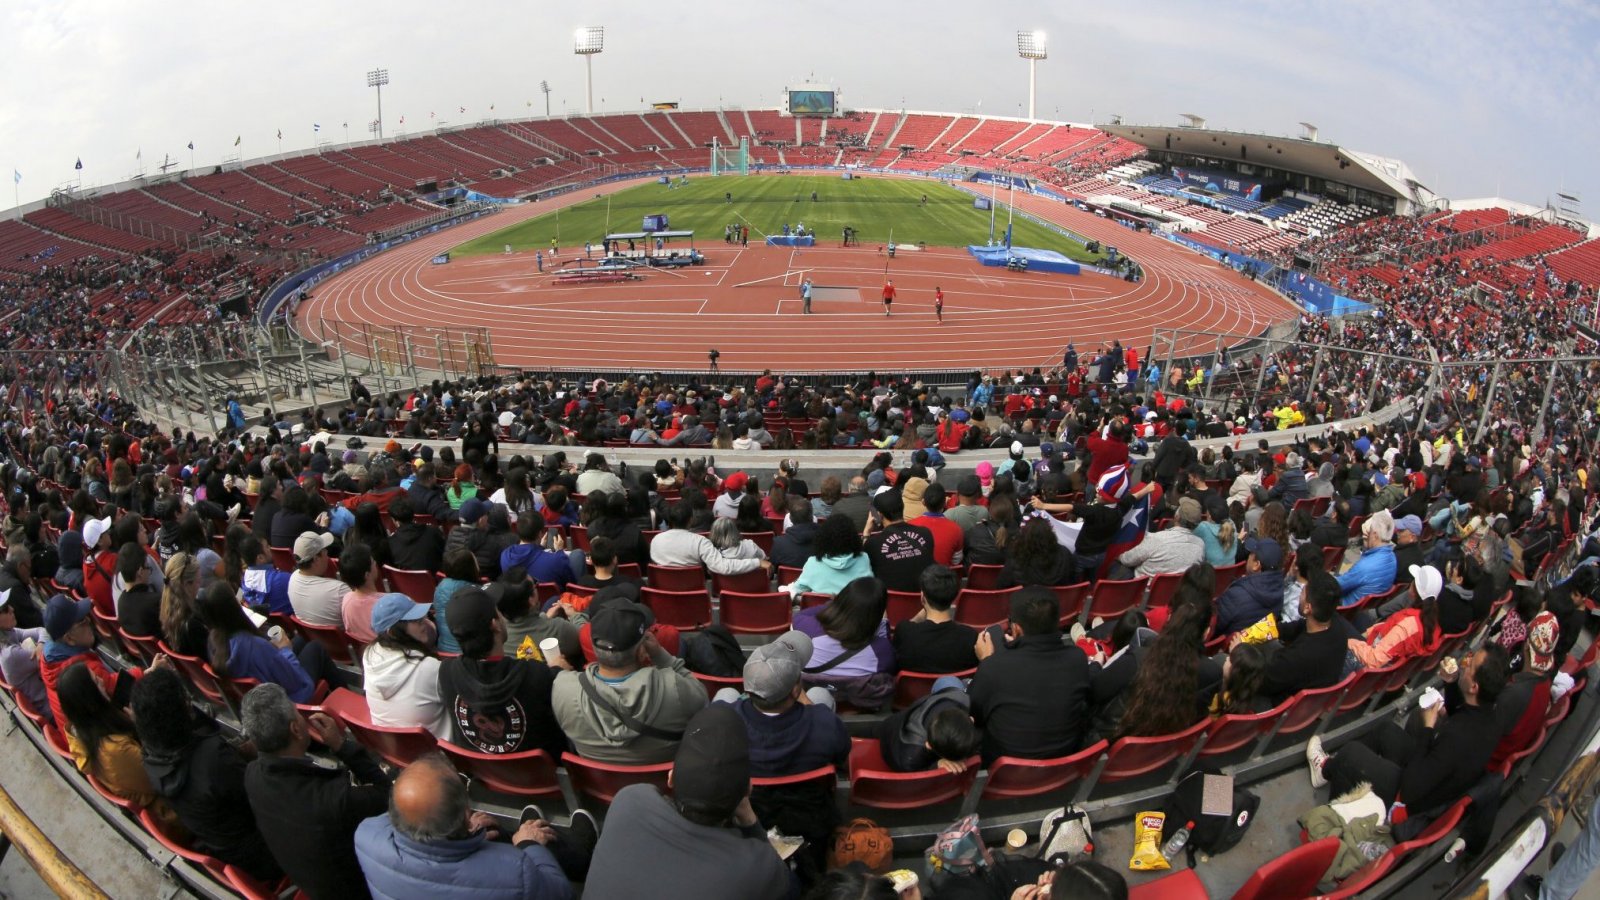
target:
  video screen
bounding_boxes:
[788,90,835,116]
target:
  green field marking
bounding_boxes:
[452,175,1104,264]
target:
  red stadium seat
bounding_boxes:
[981,742,1107,801]
[886,590,924,626]
[321,688,435,769]
[438,742,561,800]
[1231,836,1341,900]
[383,566,440,604]
[1096,718,1210,785]
[892,668,976,709]
[964,564,1004,589]
[717,591,793,634]
[1200,697,1294,758]
[1145,571,1186,610]
[639,587,713,630]
[290,615,361,666]
[1212,562,1246,597]
[711,568,771,596]
[847,738,977,810]
[562,753,672,805]
[646,564,705,592]
[952,588,1018,629]
[1086,577,1148,623]
[1051,582,1092,626]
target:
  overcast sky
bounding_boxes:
[2,0,1594,214]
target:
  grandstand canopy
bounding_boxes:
[1102,124,1439,214]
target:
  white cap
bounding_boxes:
[0,587,11,609]
[83,516,113,549]
[1410,564,1443,601]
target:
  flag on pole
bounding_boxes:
[74,157,83,170]
[12,170,19,185]
[187,141,194,150]
[458,106,465,114]
[234,135,241,146]
[136,148,142,160]
[399,116,405,125]
[276,129,282,140]
[313,123,321,132]
[489,104,494,111]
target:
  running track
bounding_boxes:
[297,175,1300,374]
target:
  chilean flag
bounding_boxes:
[1100,482,1163,578]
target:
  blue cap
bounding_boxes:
[1243,536,1283,570]
[459,498,491,524]
[370,593,430,635]
[44,593,93,641]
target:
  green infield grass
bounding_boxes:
[452,174,1103,264]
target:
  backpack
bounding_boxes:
[1037,806,1094,863]
[1160,768,1259,864]
[680,624,744,678]
[926,813,992,876]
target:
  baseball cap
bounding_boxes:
[722,472,749,493]
[1243,536,1283,570]
[1409,472,1429,492]
[82,516,113,549]
[1175,496,1202,528]
[589,600,654,652]
[975,460,995,485]
[459,498,491,525]
[1526,611,1560,674]
[672,704,751,819]
[743,630,814,703]
[1009,441,1024,460]
[293,531,336,565]
[443,586,499,648]
[0,588,11,610]
[1396,515,1423,537]
[370,593,430,635]
[1040,442,1055,457]
[43,593,93,641]
[1409,565,1443,600]
[957,474,982,498]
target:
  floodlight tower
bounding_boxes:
[540,80,552,117]
[366,68,389,138]
[1017,31,1047,120]
[574,27,605,115]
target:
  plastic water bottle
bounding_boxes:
[1442,838,1466,863]
[1162,821,1195,861]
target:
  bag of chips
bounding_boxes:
[1129,811,1170,871]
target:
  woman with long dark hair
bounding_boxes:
[199,583,331,704]
[998,516,1075,587]
[1347,592,1442,671]
[343,501,392,570]
[794,576,895,680]
[489,466,538,524]
[159,552,209,657]
[57,661,175,820]
[1209,642,1273,716]
[1113,605,1207,739]
[964,496,1018,566]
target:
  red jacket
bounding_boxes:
[83,551,117,616]
[936,420,967,454]
[41,649,140,731]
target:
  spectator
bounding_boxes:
[500,516,582,590]
[999,517,1076,588]
[54,528,85,593]
[1209,642,1274,717]
[388,496,446,574]
[709,517,767,563]
[1214,536,1287,635]
[551,596,706,763]
[784,514,875,597]
[909,482,962,566]
[491,575,579,663]
[239,536,292,616]
[343,502,392,571]
[794,577,896,707]
[1248,570,1357,704]
[1307,643,1507,814]
[444,498,495,576]
[863,490,934,593]
[769,497,818,569]
[251,475,284,542]
[1437,553,1493,636]
[893,564,979,674]
[41,593,142,728]
[433,549,480,655]
[713,471,749,519]
[339,543,386,644]
[132,666,282,883]
[1392,515,1425,581]
[1086,612,1155,740]
[650,499,769,577]
[158,551,210,657]
[1488,611,1559,773]
[407,463,458,524]
[57,661,175,819]
[877,677,981,773]
[572,536,637,591]
[0,586,51,718]
[353,753,582,900]
[1336,510,1398,606]
[969,587,1090,763]
[115,542,162,638]
[438,586,567,760]
[270,486,324,550]
[287,532,345,627]
[585,490,649,567]
[1115,496,1205,579]
[80,515,116,616]
[203,583,340,704]
[945,474,989,532]
[582,704,796,900]
[576,452,624,498]
[362,593,450,739]
[1111,606,1209,739]
[829,476,873,532]
[241,683,393,900]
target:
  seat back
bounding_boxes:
[1051,582,1092,627]
[953,588,1017,628]
[139,808,230,882]
[383,566,440,604]
[159,641,230,707]
[1200,697,1293,757]
[717,591,793,634]
[892,668,976,709]
[1087,577,1148,621]
[1099,718,1210,783]
[691,671,744,699]
[965,564,1004,589]
[567,525,592,552]
[269,546,296,573]
[290,615,360,665]
[1276,676,1351,737]
[1211,562,1246,597]
[1230,836,1341,900]
[1337,660,1403,714]
[982,742,1107,800]
[886,590,924,626]
[561,752,672,805]
[711,568,772,596]
[847,738,978,810]
[639,587,713,630]
[1392,797,1470,856]
[1322,544,1344,572]
[777,565,805,587]
[744,531,775,555]
[437,743,561,799]
[1146,571,1186,610]
[646,564,706,592]
[321,687,434,768]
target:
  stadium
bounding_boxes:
[0,12,1598,900]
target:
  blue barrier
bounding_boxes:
[765,235,815,247]
[1155,231,1371,316]
[968,245,1080,275]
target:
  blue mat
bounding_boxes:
[967,245,1080,275]
[766,235,816,247]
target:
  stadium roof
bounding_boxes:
[1101,123,1440,208]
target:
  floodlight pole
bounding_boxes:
[367,68,390,139]
[1017,31,1047,121]
[1028,58,1038,121]
[585,56,594,114]
[575,27,604,116]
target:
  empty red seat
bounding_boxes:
[1200,696,1294,758]
[1272,676,1352,741]
[1212,562,1246,597]
[290,615,362,665]
[1230,836,1341,900]
[1097,718,1210,785]
[269,546,296,573]
[892,668,975,709]
[717,591,793,634]
[1146,571,1186,610]
[640,587,713,630]
[886,590,924,625]
[711,568,771,596]
[965,564,1004,589]
[981,741,1107,801]
[562,752,672,805]
[1086,577,1148,622]
[1051,582,1092,626]
[383,565,440,604]
[438,742,561,799]
[952,588,1017,628]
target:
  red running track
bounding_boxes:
[296,176,1300,374]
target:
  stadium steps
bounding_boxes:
[238,167,310,205]
[921,115,963,152]
[580,116,633,152]
[638,113,680,150]
[863,111,890,149]
[943,117,986,153]
[877,111,908,149]
[993,122,1051,156]
[713,110,739,145]
[501,123,581,161]
[660,112,698,148]
[437,134,512,170]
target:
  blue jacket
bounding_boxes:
[500,544,574,589]
[1336,544,1397,605]
[354,815,571,900]
[724,696,851,778]
[1269,468,1310,504]
[241,564,293,615]
[222,633,315,704]
[1213,570,1286,635]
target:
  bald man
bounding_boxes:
[354,754,576,899]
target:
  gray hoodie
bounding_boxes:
[550,643,707,764]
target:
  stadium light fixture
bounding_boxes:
[540,80,552,118]
[366,68,389,139]
[574,26,605,115]
[1017,31,1047,120]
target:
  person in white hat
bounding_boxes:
[79,515,117,613]
[286,532,344,626]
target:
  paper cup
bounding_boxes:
[539,637,562,665]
